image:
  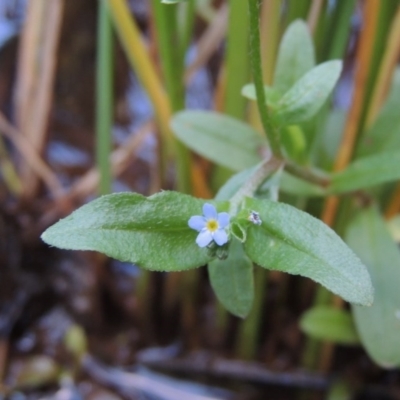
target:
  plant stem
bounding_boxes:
[285,0,311,26]
[178,0,195,65]
[230,156,283,213]
[260,0,282,85]
[225,0,250,119]
[360,0,396,133]
[324,0,355,61]
[285,161,330,187]
[248,0,282,157]
[247,0,334,190]
[0,136,22,196]
[235,268,268,359]
[96,0,113,195]
[366,5,400,128]
[151,0,191,193]
[107,0,173,159]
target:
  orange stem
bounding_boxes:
[321,0,380,226]
[318,0,380,373]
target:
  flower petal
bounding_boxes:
[213,229,228,246]
[188,215,206,231]
[196,230,213,247]
[217,212,230,228]
[203,203,217,220]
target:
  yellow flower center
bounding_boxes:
[206,219,219,232]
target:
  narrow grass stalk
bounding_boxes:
[177,0,196,69]
[14,0,44,129]
[214,298,230,340]
[107,0,173,158]
[0,137,22,196]
[151,1,184,110]
[235,268,268,359]
[260,0,282,85]
[248,0,281,156]
[373,5,400,219]
[151,0,192,194]
[285,0,311,26]
[15,0,64,198]
[225,0,250,119]
[96,0,113,195]
[322,0,380,222]
[210,0,252,264]
[0,113,64,199]
[185,4,229,83]
[359,1,396,133]
[247,0,281,150]
[135,269,155,342]
[181,269,201,349]
[192,1,230,193]
[309,0,380,372]
[318,0,355,61]
[307,0,324,35]
[365,5,400,127]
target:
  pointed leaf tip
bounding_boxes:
[243,198,373,306]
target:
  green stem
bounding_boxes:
[0,136,22,195]
[261,0,282,85]
[246,0,334,189]
[228,156,329,214]
[359,1,395,134]
[248,0,282,157]
[225,0,250,119]
[285,0,311,26]
[230,157,283,213]
[151,0,191,193]
[96,0,113,195]
[235,268,268,359]
[285,161,330,187]
[210,0,252,199]
[323,0,355,60]
[178,0,195,63]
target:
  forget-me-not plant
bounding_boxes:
[188,203,230,247]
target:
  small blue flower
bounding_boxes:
[188,203,230,248]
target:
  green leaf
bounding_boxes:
[241,84,280,106]
[215,163,279,201]
[276,60,342,124]
[208,238,254,318]
[312,109,346,171]
[243,197,373,306]
[357,68,400,158]
[273,19,315,94]
[171,111,266,171]
[215,166,258,200]
[41,191,229,271]
[346,207,400,368]
[279,172,327,197]
[300,306,359,345]
[330,150,400,194]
